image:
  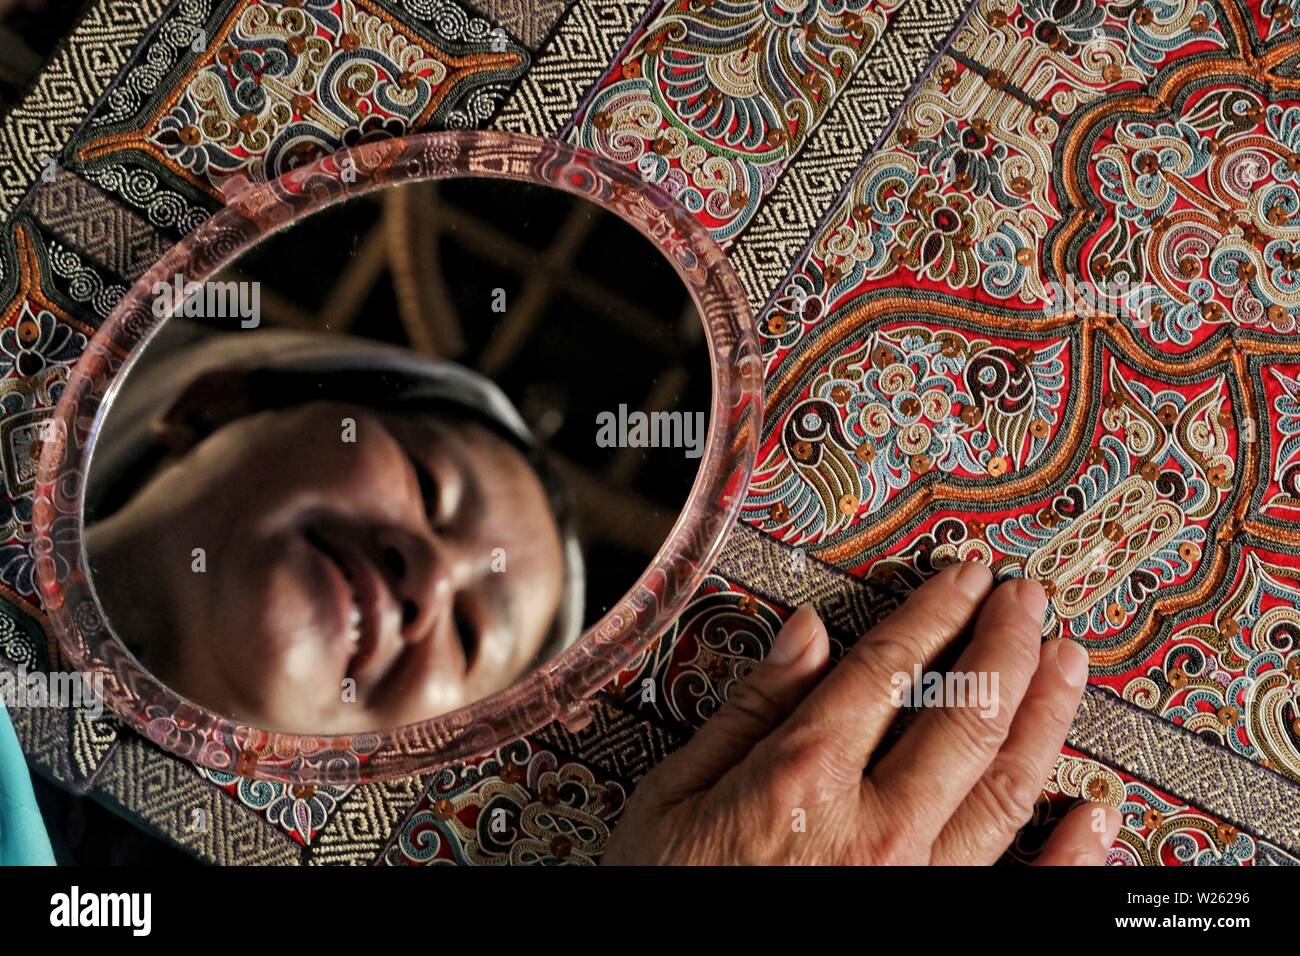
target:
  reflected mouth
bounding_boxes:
[303,526,379,678]
[347,602,362,647]
[303,521,474,703]
[455,603,477,671]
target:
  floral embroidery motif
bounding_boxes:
[1071,92,1300,346]
[745,0,1300,813]
[0,228,91,606]
[746,326,1066,541]
[75,0,527,198]
[382,741,625,865]
[198,767,353,844]
[571,0,908,242]
[1264,365,1300,517]
[1042,753,1296,865]
[1114,551,1300,779]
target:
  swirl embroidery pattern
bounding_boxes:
[743,0,1300,822]
[69,0,528,214]
[569,0,912,243]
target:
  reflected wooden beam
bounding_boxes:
[553,456,675,554]
[0,23,41,88]
[316,225,386,333]
[436,203,675,353]
[605,365,691,487]
[213,266,317,330]
[383,184,465,358]
[476,202,597,376]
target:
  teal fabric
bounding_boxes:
[0,702,54,865]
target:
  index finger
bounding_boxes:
[766,561,993,788]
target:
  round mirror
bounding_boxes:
[34,132,759,783]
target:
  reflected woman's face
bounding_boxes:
[86,400,566,733]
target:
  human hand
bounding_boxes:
[603,562,1121,865]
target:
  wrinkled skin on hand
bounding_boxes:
[604,563,1121,865]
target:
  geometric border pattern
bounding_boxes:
[0,0,171,222]
[728,0,978,313]
[493,0,654,137]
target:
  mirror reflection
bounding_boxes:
[84,178,711,734]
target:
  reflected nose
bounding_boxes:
[375,528,458,647]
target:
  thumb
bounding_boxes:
[659,603,831,796]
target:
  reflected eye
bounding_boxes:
[409,453,439,522]
[453,598,477,666]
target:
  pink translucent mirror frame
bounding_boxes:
[32,131,761,785]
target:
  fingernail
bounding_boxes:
[1091,802,1122,850]
[952,560,992,598]
[1052,639,1090,687]
[1013,578,1048,621]
[768,603,822,665]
